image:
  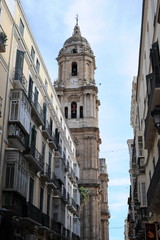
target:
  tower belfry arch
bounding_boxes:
[54,21,109,240]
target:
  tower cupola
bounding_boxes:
[58,22,94,57]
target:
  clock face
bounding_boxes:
[71,77,78,85]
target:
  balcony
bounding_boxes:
[22,202,42,226]
[64,159,70,172]
[51,218,61,234]
[67,229,71,239]
[68,166,76,183]
[2,191,25,216]
[72,232,78,240]
[0,26,7,53]
[13,67,27,92]
[73,217,80,238]
[24,146,44,172]
[53,201,65,225]
[41,212,50,228]
[55,145,62,157]
[54,158,65,184]
[42,119,52,140]
[145,73,160,149]
[138,157,145,174]
[62,226,67,238]
[147,156,160,210]
[134,221,145,239]
[47,172,58,190]
[4,149,29,199]
[40,163,51,182]
[8,123,28,151]
[9,90,31,134]
[28,92,44,126]
[67,196,78,213]
[48,132,57,150]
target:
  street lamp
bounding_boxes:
[151,105,160,134]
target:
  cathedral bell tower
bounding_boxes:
[55,20,103,240]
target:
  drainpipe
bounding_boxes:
[0,22,15,205]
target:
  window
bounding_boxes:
[5,163,15,188]
[73,48,77,53]
[14,50,24,80]
[10,100,19,121]
[72,62,77,76]
[65,107,68,118]
[31,125,37,154]
[50,118,53,134]
[51,94,53,103]
[34,87,39,106]
[31,46,35,62]
[28,77,33,101]
[55,128,59,144]
[43,103,47,123]
[45,79,48,91]
[41,142,46,164]
[80,106,83,118]
[36,59,40,73]
[141,183,147,206]
[19,18,24,37]
[40,187,44,211]
[48,152,52,172]
[29,178,34,204]
[138,136,143,157]
[71,102,77,118]
[47,194,50,215]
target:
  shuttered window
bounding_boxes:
[5,163,15,188]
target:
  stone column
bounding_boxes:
[84,93,86,117]
[84,201,89,240]
[90,94,93,117]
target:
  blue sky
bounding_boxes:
[20,0,142,239]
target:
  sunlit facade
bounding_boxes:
[127,0,160,239]
[0,0,80,239]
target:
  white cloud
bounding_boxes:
[109,178,130,186]
[110,201,127,210]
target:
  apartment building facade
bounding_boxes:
[54,22,110,240]
[126,0,160,239]
[0,0,80,239]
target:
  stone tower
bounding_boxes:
[55,20,109,240]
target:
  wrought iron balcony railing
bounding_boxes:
[51,218,61,234]
[41,163,51,181]
[48,131,57,149]
[28,91,44,126]
[25,145,44,172]
[145,73,160,148]
[8,123,28,151]
[147,156,160,206]
[13,67,27,91]
[22,202,42,225]
[42,119,52,139]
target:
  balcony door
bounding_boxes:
[31,125,37,156]
[14,49,24,80]
[28,77,33,101]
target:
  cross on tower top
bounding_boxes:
[75,14,78,25]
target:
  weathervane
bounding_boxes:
[75,14,79,25]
